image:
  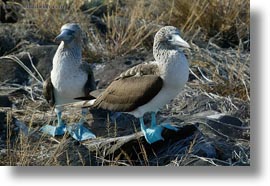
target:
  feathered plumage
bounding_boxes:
[41,23,96,141]
[76,26,190,144]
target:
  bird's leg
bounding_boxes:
[139,117,147,133]
[80,108,88,123]
[40,111,66,136]
[56,111,65,127]
[66,108,96,141]
[139,112,179,144]
[139,116,163,144]
[151,112,157,128]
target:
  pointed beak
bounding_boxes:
[54,29,74,43]
[171,34,190,48]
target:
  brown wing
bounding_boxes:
[74,89,104,100]
[80,62,97,96]
[116,62,159,80]
[89,89,105,98]
[43,77,55,107]
[93,73,163,112]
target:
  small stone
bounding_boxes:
[0,95,12,107]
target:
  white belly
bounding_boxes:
[130,52,189,118]
[130,86,182,118]
[52,73,87,105]
[51,61,87,105]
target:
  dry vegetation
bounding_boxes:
[0,0,250,166]
[17,0,249,56]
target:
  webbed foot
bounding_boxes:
[66,119,96,141]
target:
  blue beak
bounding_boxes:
[54,29,74,43]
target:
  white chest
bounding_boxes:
[159,52,189,88]
[51,46,87,105]
[131,51,189,118]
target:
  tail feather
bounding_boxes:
[75,89,104,100]
[74,95,96,100]
[56,99,96,109]
[74,96,92,100]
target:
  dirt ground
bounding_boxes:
[0,0,250,166]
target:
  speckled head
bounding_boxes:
[153,26,190,50]
[55,23,82,44]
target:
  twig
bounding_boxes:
[189,68,204,83]
[197,67,213,82]
[189,154,231,166]
[0,83,42,102]
[0,55,43,85]
[26,52,45,82]
[204,118,250,130]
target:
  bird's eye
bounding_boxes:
[168,35,173,41]
[67,30,75,35]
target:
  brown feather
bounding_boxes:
[89,89,105,98]
[43,77,55,107]
[80,62,97,96]
[74,89,104,101]
[116,63,159,80]
[93,75,163,112]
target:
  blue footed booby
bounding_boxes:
[77,26,190,144]
[41,23,97,141]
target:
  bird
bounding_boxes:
[41,23,97,141]
[75,26,190,144]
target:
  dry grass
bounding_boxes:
[188,44,250,101]
[102,0,163,57]
[1,106,93,166]
[21,0,88,40]
[14,0,249,57]
[0,0,250,166]
[167,0,249,44]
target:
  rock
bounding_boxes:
[0,55,30,84]
[82,124,198,166]
[0,112,6,131]
[80,0,112,17]
[56,101,249,166]
[205,114,249,139]
[93,52,151,88]
[0,111,11,143]
[0,24,18,55]
[0,1,20,23]
[89,15,107,34]
[0,22,56,56]
[0,23,58,85]
[87,109,138,138]
[55,140,99,166]
[0,45,57,84]
[24,45,58,79]
[0,95,12,107]
[218,115,243,126]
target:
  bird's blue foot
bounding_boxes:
[159,123,179,132]
[66,119,96,141]
[139,112,179,144]
[140,120,163,144]
[40,112,66,136]
[40,124,66,136]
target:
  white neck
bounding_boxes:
[156,49,189,87]
[50,40,88,106]
[52,41,82,69]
